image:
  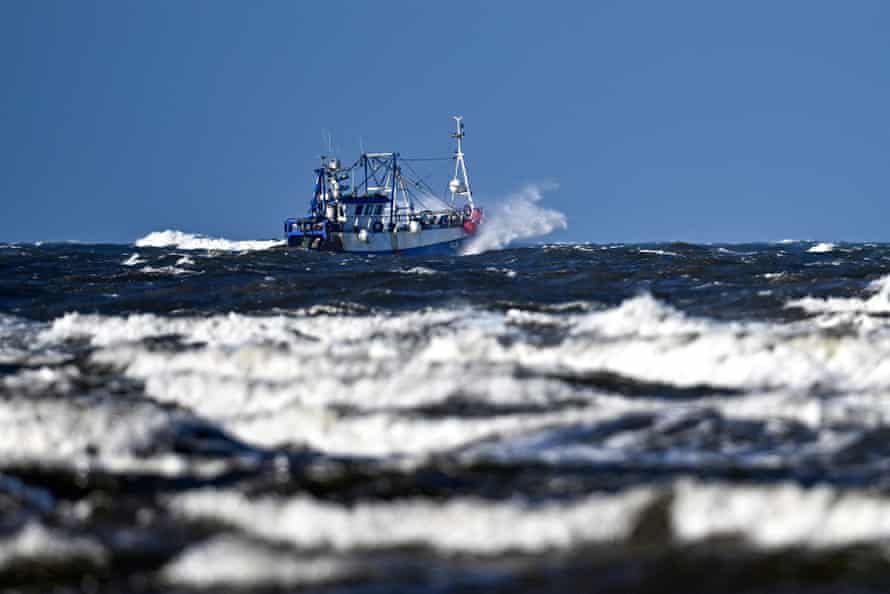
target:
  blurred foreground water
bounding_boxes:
[3,237,890,592]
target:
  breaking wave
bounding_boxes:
[170,479,890,554]
[23,292,890,463]
[121,253,146,266]
[462,183,567,255]
[6,241,890,592]
[135,230,284,252]
[787,273,890,315]
[807,242,837,253]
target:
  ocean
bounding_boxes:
[3,233,890,593]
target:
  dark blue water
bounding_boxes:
[3,239,890,593]
[2,241,880,320]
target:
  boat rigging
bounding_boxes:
[284,116,483,255]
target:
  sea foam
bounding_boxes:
[31,294,890,462]
[169,480,890,553]
[807,242,836,253]
[462,184,567,255]
[135,230,283,252]
[787,273,890,314]
[162,536,356,587]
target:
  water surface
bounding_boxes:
[3,237,890,592]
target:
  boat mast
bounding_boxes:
[449,116,474,208]
[390,152,397,226]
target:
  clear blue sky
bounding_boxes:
[2,0,889,244]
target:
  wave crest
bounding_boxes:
[134,230,283,252]
[463,184,567,255]
[786,273,890,314]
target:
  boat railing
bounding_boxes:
[392,209,464,225]
[347,209,462,227]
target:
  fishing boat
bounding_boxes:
[284,117,483,255]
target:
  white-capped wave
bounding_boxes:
[121,253,145,266]
[485,266,518,278]
[671,481,890,549]
[40,295,890,400]
[171,487,654,554]
[135,230,283,252]
[0,313,35,337]
[807,242,836,253]
[170,480,890,554]
[639,249,679,257]
[30,294,890,463]
[462,184,567,255]
[0,522,106,571]
[44,310,614,457]
[787,273,890,314]
[0,364,224,474]
[0,315,48,365]
[139,265,202,276]
[400,266,438,276]
[162,536,355,588]
[41,311,348,347]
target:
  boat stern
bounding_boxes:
[284,217,339,249]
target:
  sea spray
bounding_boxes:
[462,183,567,255]
[786,272,890,314]
[135,230,284,252]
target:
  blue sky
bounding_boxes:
[1,0,889,244]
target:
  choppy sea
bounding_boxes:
[4,232,890,593]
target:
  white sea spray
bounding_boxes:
[462,183,567,255]
[787,272,890,314]
[807,242,836,253]
[135,230,283,252]
[168,480,890,553]
[121,253,145,266]
[29,293,890,463]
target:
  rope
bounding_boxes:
[401,162,440,197]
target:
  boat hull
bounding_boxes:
[287,228,471,255]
